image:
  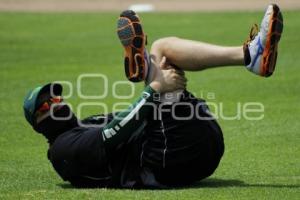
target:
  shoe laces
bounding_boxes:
[244,24,259,45]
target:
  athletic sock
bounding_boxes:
[144,49,152,83]
[243,44,251,66]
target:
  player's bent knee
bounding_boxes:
[151,37,179,56]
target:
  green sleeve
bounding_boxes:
[102,85,156,150]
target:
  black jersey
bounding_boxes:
[46,89,224,188]
[47,113,140,188]
[46,87,166,188]
[141,91,224,185]
[47,114,163,188]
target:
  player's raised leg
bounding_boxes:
[117,4,283,84]
[150,4,283,77]
[150,38,244,71]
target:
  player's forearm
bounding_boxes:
[102,85,157,150]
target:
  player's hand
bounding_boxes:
[150,56,187,93]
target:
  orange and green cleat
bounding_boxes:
[117,10,149,82]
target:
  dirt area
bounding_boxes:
[0,0,299,12]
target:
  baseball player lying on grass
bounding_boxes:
[23,4,283,188]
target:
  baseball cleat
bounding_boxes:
[243,4,283,77]
[117,10,148,82]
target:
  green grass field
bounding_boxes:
[0,11,299,199]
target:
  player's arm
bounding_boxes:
[102,60,187,150]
